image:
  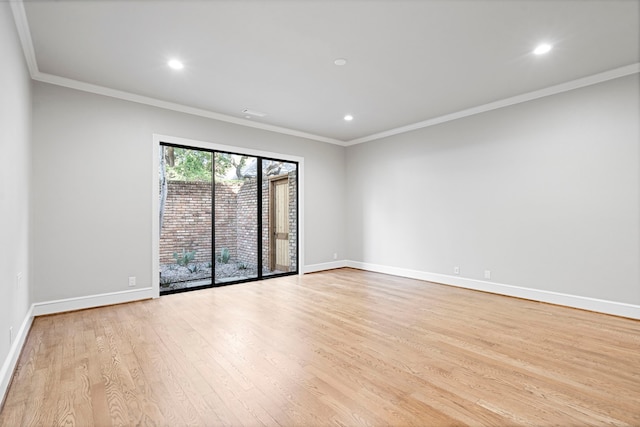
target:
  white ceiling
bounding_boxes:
[13,0,640,145]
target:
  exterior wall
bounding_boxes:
[261,179,270,269]
[160,170,298,271]
[160,180,212,265]
[236,178,258,265]
[160,180,240,265]
[288,170,298,272]
[213,181,242,263]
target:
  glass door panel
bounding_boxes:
[214,153,259,283]
[159,145,213,292]
[262,159,298,277]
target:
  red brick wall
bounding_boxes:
[160,180,241,265]
[288,170,298,271]
[213,181,242,263]
[236,178,258,265]
[159,172,297,271]
[262,179,270,269]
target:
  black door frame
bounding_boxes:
[159,142,299,295]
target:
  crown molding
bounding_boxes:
[10,0,38,77]
[32,71,344,145]
[345,63,640,146]
[10,0,639,147]
[9,0,344,146]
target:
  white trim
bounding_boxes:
[31,287,155,317]
[303,261,348,274]
[344,64,640,146]
[154,134,305,163]
[152,134,305,295]
[33,72,343,146]
[2,288,154,405]
[9,0,38,77]
[346,261,640,320]
[32,64,640,148]
[10,0,337,148]
[9,0,639,147]
[2,265,635,409]
[0,306,33,408]
[152,140,161,298]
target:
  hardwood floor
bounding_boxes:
[1,268,639,426]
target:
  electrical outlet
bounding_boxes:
[484,270,491,280]
[9,327,13,345]
[16,272,23,287]
[128,276,136,287]
[454,266,460,275]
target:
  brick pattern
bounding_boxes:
[288,170,298,271]
[159,169,297,271]
[235,178,258,266]
[214,181,243,263]
[160,180,240,265]
[262,179,270,269]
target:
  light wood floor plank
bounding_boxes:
[1,268,639,426]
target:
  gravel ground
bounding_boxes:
[160,262,258,291]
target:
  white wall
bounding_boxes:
[31,82,346,303]
[0,1,33,397]
[346,74,639,306]
[11,8,640,322]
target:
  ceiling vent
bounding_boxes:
[242,109,267,117]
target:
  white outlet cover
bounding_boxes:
[484,270,491,279]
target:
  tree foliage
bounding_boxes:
[161,147,290,184]
[163,147,239,181]
[164,147,212,181]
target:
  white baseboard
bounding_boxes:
[0,305,34,408]
[347,261,640,320]
[303,260,348,274]
[32,287,155,316]
[1,286,156,407]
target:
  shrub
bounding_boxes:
[173,249,196,266]
[217,248,231,264]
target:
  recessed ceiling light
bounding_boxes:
[334,58,347,66]
[344,114,354,121]
[168,59,184,70]
[533,43,552,55]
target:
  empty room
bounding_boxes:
[1,0,639,426]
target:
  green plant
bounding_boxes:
[173,249,196,266]
[159,274,172,287]
[237,262,248,270]
[217,248,230,264]
[188,263,200,274]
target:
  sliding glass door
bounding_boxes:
[159,146,213,291]
[262,159,298,276]
[159,144,298,294]
[214,153,259,284]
